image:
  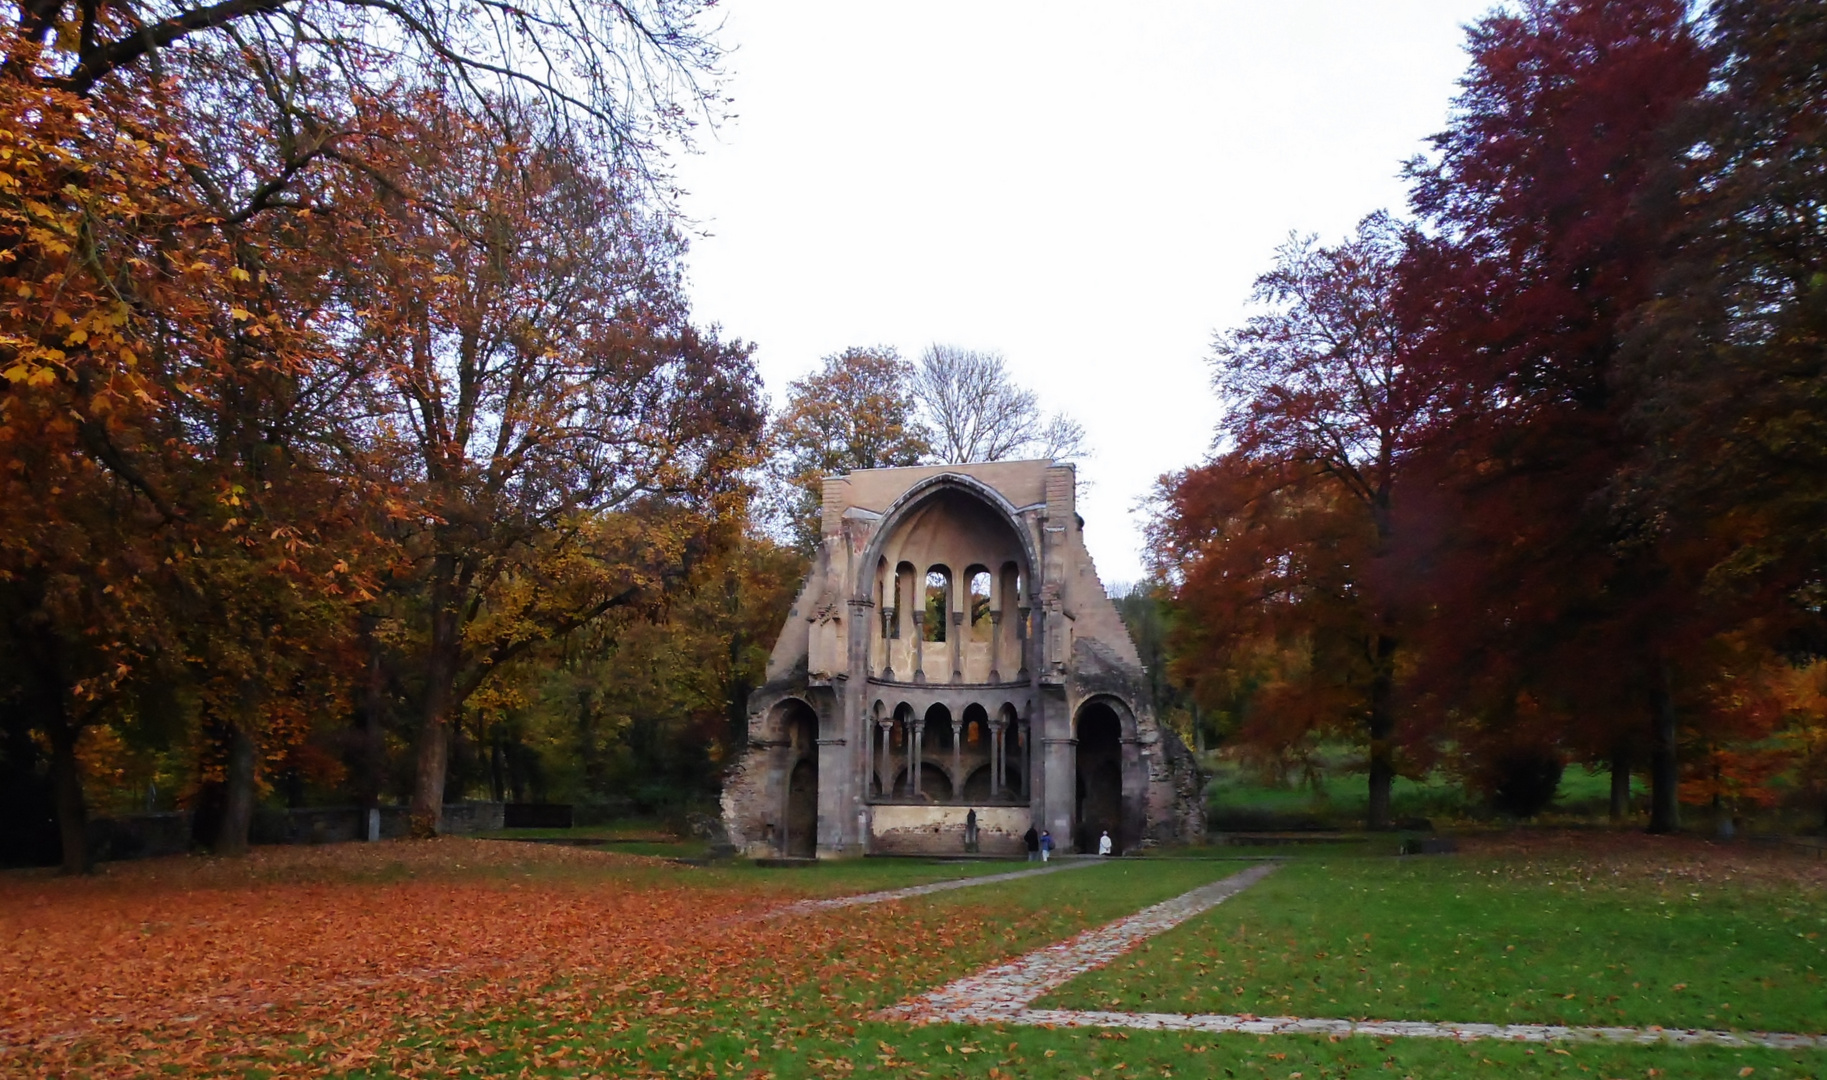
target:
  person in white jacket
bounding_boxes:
[1098,830,1113,856]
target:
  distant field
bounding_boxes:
[1205,753,1643,828]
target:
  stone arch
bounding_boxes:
[854,474,1041,606]
[893,562,916,637]
[921,703,954,799]
[887,763,950,803]
[965,564,993,642]
[927,702,955,751]
[961,702,988,745]
[1073,697,1127,855]
[772,698,819,857]
[999,702,1023,793]
[961,764,992,800]
[922,565,952,643]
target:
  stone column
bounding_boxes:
[989,717,1006,798]
[911,612,926,683]
[816,734,845,855]
[950,610,963,683]
[864,710,875,799]
[951,719,963,803]
[903,715,916,797]
[1016,605,1032,679]
[911,715,925,800]
[878,716,895,797]
[881,607,897,680]
[988,610,1003,682]
[1018,715,1030,797]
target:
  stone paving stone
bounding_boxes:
[878,862,1278,1022]
[878,861,1827,1051]
[1007,1009,1827,1049]
[773,858,1101,917]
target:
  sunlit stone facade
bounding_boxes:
[721,460,1206,858]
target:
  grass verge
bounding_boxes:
[1039,848,1827,1034]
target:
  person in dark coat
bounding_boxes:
[1023,825,1040,861]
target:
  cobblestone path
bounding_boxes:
[877,862,1277,1022]
[877,862,1827,1051]
[773,858,1101,916]
[1013,1010,1827,1050]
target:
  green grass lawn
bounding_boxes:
[22,837,1827,1079]
[1206,757,1640,828]
[1039,854,1827,1035]
[353,850,1823,1079]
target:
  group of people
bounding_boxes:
[1021,826,1113,859]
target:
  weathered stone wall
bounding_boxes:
[724,459,1206,859]
[869,804,1031,856]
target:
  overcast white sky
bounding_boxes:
[672,1,1495,585]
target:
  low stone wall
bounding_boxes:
[81,801,505,864]
[870,804,1031,856]
[86,812,193,862]
[437,801,505,834]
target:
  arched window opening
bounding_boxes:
[1076,701,1124,854]
[893,563,916,639]
[968,568,993,642]
[876,559,890,637]
[923,568,950,642]
[967,721,981,745]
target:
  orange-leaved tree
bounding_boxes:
[330,100,764,835]
[1159,213,1443,829]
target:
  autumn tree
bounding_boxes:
[336,101,763,835]
[911,344,1087,465]
[497,530,802,811]
[1403,0,1712,831]
[2,0,737,864]
[769,346,930,550]
[1167,213,1439,828]
[0,56,377,864]
[1625,0,1827,660]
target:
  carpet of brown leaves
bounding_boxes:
[9,832,1822,1077]
[0,839,843,1077]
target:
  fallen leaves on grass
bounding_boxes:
[0,840,1076,1079]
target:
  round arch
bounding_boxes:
[771,697,820,858]
[853,474,1042,605]
[1072,696,1130,856]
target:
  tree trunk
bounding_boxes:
[1609,743,1631,824]
[1647,657,1680,834]
[411,566,462,837]
[46,711,88,875]
[411,695,451,838]
[1193,701,1206,754]
[489,733,506,803]
[360,618,386,818]
[215,722,258,856]
[1365,633,1397,831]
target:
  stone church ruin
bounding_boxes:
[722,460,1206,858]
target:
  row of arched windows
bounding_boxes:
[865,699,1028,802]
[877,561,1022,644]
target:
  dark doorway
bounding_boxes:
[1075,701,1123,854]
[781,700,818,857]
